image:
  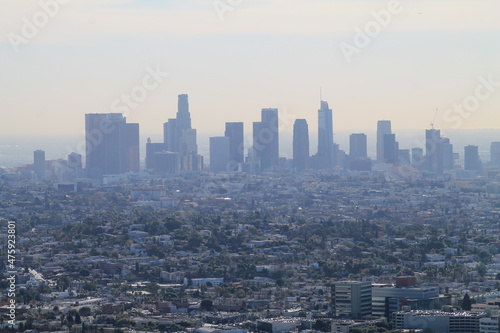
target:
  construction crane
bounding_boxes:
[430,108,438,129]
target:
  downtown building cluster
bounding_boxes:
[22,94,500,182]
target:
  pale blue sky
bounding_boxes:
[1,0,499,139]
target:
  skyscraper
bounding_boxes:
[145,138,168,170]
[349,133,367,158]
[126,123,140,172]
[176,94,191,131]
[210,136,231,172]
[33,150,45,180]
[293,119,309,171]
[441,138,454,171]
[491,142,500,166]
[162,94,203,172]
[425,129,443,174]
[464,145,482,172]
[163,118,177,151]
[225,122,244,168]
[411,147,425,170]
[377,120,392,163]
[253,108,279,171]
[383,133,397,164]
[317,100,334,168]
[85,113,140,178]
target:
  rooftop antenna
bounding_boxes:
[430,108,438,129]
[320,87,322,101]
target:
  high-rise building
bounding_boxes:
[176,94,191,131]
[441,138,454,171]
[426,129,443,174]
[425,129,454,174]
[317,100,334,168]
[398,149,411,166]
[126,123,140,172]
[85,113,140,178]
[67,152,82,180]
[145,138,168,170]
[253,108,279,171]
[464,145,482,172]
[210,136,231,172]
[383,133,397,164]
[153,151,179,176]
[33,150,45,180]
[293,119,309,171]
[377,120,392,163]
[163,118,177,151]
[333,281,372,319]
[225,122,244,169]
[161,94,203,172]
[411,148,425,170]
[490,142,500,166]
[349,133,367,158]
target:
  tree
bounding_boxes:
[462,293,472,310]
[79,306,91,316]
[200,299,213,311]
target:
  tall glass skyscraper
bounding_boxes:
[317,100,334,168]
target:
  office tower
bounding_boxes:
[145,138,168,170]
[333,281,372,319]
[377,120,392,163]
[317,100,334,168]
[126,123,140,172]
[33,150,45,180]
[67,152,82,180]
[176,94,191,131]
[161,94,203,172]
[153,151,179,176]
[85,113,140,178]
[225,122,244,168]
[491,142,500,166]
[411,148,424,170]
[383,133,397,164]
[441,138,454,171]
[398,149,411,165]
[253,108,279,171]
[464,145,482,172]
[210,136,231,172]
[293,119,309,171]
[163,118,177,151]
[349,133,367,158]
[425,129,443,174]
[372,279,440,319]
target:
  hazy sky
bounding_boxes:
[1,0,499,140]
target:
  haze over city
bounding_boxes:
[1,0,499,143]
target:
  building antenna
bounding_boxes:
[430,108,438,129]
[320,87,322,101]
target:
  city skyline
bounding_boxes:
[1,0,499,139]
